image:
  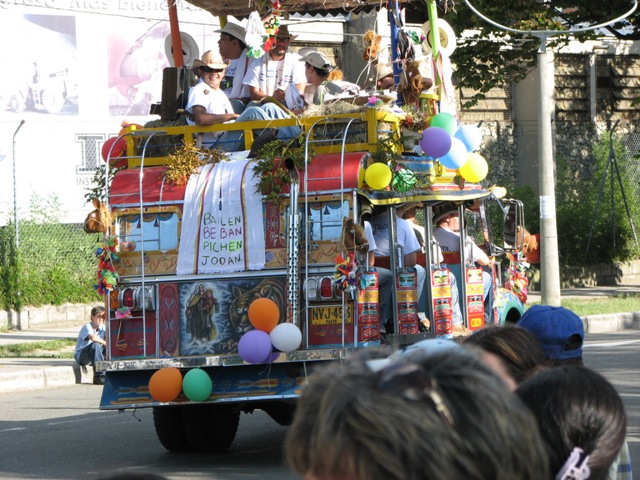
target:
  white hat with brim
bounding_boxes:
[215,22,246,43]
[191,50,228,72]
[299,51,335,72]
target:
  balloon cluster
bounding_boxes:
[364,162,392,190]
[238,298,302,364]
[94,237,119,295]
[418,113,488,183]
[148,367,212,403]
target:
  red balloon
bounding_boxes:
[101,137,127,167]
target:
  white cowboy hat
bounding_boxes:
[421,18,457,57]
[191,50,228,72]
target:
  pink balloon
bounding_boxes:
[419,127,452,158]
[238,330,272,364]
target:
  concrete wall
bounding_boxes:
[0,303,102,331]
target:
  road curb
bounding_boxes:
[583,312,640,334]
[0,365,79,394]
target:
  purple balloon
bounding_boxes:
[439,137,468,170]
[454,124,482,152]
[419,127,452,159]
[238,330,272,364]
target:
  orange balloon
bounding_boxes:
[248,298,280,332]
[149,367,183,403]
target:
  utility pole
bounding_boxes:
[537,41,561,305]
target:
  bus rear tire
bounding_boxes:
[182,404,240,453]
[153,406,193,452]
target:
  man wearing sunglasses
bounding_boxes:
[242,24,305,110]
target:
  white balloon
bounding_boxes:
[270,323,302,353]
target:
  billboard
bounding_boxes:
[0,1,218,224]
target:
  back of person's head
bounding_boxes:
[463,324,545,386]
[516,305,584,365]
[516,365,627,480]
[285,346,549,480]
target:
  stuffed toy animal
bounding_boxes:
[398,60,434,106]
[340,217,369,254]
[518,226,540,264]
[362,30,382,62]
[83,198,112,234]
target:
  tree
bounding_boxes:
[405,0,639,106]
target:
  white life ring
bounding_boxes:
[164,32,200,67]
[421,18,457,57]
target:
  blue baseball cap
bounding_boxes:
[516,305,584,360]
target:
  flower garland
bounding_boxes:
[333,252,357,292]
[95,237,119,295]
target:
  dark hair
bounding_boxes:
[94,473,169,480]
[516,365,627,480]
[306,62,333,79]
[221,32,247,50]
[91,305,106,317]
[286,348,549,480]
[463,324,545,385]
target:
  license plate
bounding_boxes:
[310,304,354,325]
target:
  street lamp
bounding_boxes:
[12,119,25,249]
[462,0,637,305]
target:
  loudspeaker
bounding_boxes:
[159,66,196,120]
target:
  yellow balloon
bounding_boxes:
[459,152,488,183]
[365,163,392,190]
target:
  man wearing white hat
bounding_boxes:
[243,24,306,110]
[300,51,343,105]
[216,22,250,112]
[186,51,300,151]
[186,50,238,147]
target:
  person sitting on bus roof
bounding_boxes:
[242,25,306,111]
[298,51,343,108]
[216,22,250,113]
[376,63,395,91]
[186,51,300,151]
[433,207,494,326]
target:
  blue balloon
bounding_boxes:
[454,124,483,152]
[439,137,468,170]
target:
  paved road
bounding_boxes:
[0,331,637,480]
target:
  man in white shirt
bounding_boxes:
[433,209,494,325]
[216,22,250,112]
[242,24,306,111]
[186,50,239,147]
[369,208,426,332]
[186,51,299,151]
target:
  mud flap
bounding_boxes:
[466,267,485,331]
[431,267,453,337]
[396,268,420,335]
[357,268,381,345]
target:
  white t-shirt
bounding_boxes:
[369,213,421,261]
[185,81,234,145]
[243,51,306,101]
[223,48,250,100]
[433,226,485,263]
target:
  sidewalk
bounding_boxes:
[0,285,638,394]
